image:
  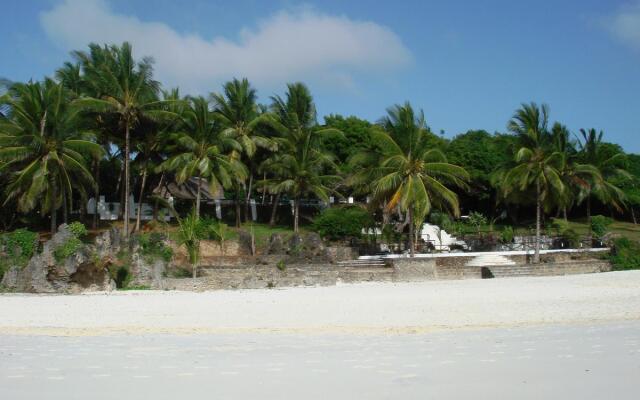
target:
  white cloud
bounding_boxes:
[40,0,412,93]
[606,1,640,49]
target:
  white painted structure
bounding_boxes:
[420,223,468,251]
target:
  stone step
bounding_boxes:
[466,254,516,267]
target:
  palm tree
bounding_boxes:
[263,83,342,232]
[212,78,274,223]
[577,128,629,235]
[353,103,469,257]
[502,103,564,263]
[73,42,164,239]
[550,123,600,220]
[160,96,246,218]
[0,79,102,233]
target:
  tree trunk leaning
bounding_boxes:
[135,168,148,232]
[244,174,253,223]
[269,192,280,227]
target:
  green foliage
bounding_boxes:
[381,224,403,243]
[610,237,640,270]
[137,232,173,262]
[551,218,580,247]
[52,222,89,262]
[322,114,375,168]
[446,130,515,200]
[500,226,514,243]
[53,237,83,262]
[68,222,88,238]
[276,260,286,271]
[591,215,612,239]
[467,212,488,234]
[2,228,38,259]
[312,206,374,240]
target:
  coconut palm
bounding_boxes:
[212,78,274,223]
[354,102,469,257]
[502,103,564,263]
[577,128,629,233]
[160,96,246,218]
[550,123,601,220]
[72,42,165,239]
[0,79,102,233]
[262,83,342,232]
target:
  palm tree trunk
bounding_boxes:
[93,159,100,229]
[123,123,131,240]
[563,207,568,221]
[50,181,57,235]
[269,192,280,227]
[534,180,541,264]
[195,175,202,219]
[153,173,164,221]
[408,207,415,258]
[62,184,68,224]
[244,174,253,223]
[235,193,242,228]
[261,173,267,205]
[293,198,299,233]
[586,195,592,245]
[135,168,148,232]
[632,207,637,225]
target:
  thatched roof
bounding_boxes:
[152,177,224,202]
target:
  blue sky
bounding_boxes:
[2,0,639,152]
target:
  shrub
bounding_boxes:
[500,226,514,243]
[312,206,374,241]
[276,259,286,271]
[551,218,580,247]
[137,232,173,262]
[466,212,488,234]
[68,222,88,238]
[2,228,38,259]
[609,237,640,271]
[591,215,612,239]
[53,237,83,262]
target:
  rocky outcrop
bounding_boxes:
[1,224,115,293]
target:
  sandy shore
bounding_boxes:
[1,271,640,336]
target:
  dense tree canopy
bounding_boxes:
[1,41,638,253]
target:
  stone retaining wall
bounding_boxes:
[163,257,612,291]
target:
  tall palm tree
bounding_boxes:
[577,128,629,234]
[73,42,164,239]
[0,79,102,233]
[263,83,342,232]
[212,78,274,223]
[550,123,600,220]
[502,103,564,263]
[160,96,246,217]
[353,103,469,257]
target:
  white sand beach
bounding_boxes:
[2,271,640,336]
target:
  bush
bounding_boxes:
[551,218,580,247]
[137,232,173,262]
[52,222,88,262]
[2,228,38,258]
[500,226,514,243]
[591,215,612,239]
[467,212,488,234]
[610,237,640,271]
[312,206,374,241]
[53,237,83,262]
[68,222,88,238]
